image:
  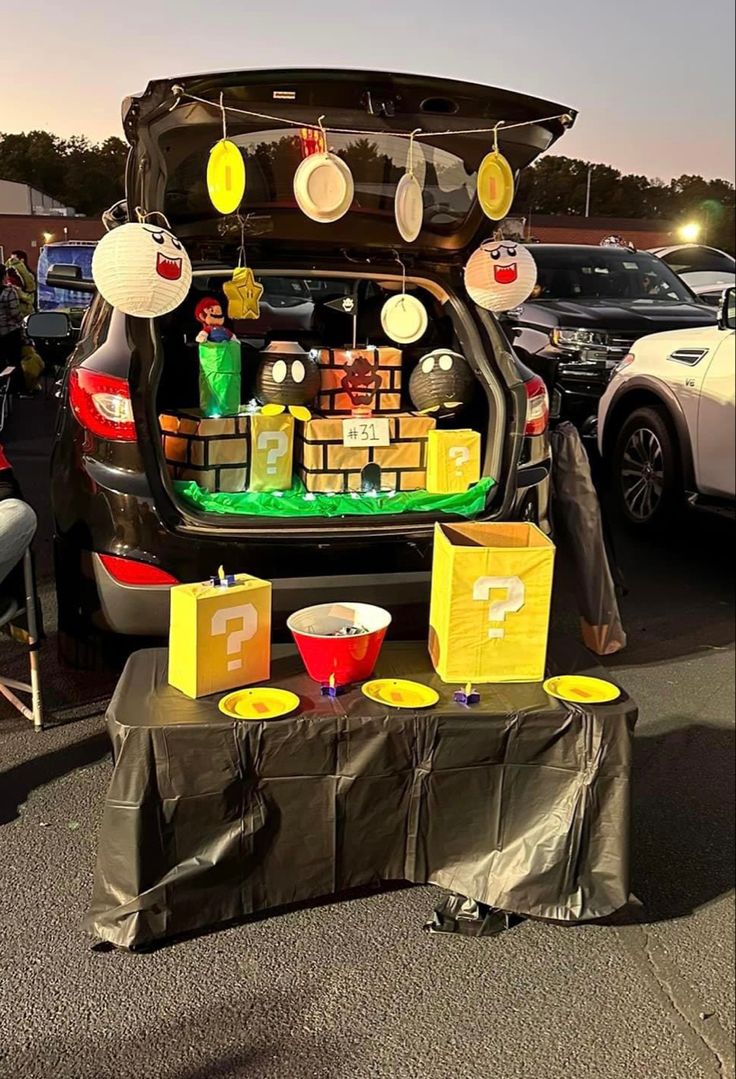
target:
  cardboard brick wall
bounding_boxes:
[317,347,402,414]
[159,410,249,493]
[297,413,436,493]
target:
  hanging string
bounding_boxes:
[492,122,504,155]
[219,92,228,142]
[317,114,328,154]
[393,251,407,295]
[135,207,173,229]
[407,128,421,176]
[169,86,573,142]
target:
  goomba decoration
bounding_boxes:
[256,341,320,422]
[409,350,475,415]
[341,354,382,410]
[464,240,537,313]
[91,220,192,318]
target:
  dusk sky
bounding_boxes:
[2,0,734,181]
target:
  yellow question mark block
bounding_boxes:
[426,429,481,494]
[428,522,555,683]
[168,574,272,698]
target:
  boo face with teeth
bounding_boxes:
[463,239,538,314]
[91,221,193,318]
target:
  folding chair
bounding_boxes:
[0,546,43,730]
[0,366,14,432]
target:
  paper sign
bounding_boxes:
[342,417,391,447]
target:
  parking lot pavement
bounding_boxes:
[0,398,734,1079]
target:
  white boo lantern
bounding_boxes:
[464,240,537,313]
[92,222,192,318]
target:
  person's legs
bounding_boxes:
[0,330,24,394]
[0,498,37,587]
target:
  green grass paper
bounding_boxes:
[174,476,495,518]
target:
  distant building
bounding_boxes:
[0,178,76,216]
[527,215,678,250]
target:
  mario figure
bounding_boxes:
[194,297,235,344]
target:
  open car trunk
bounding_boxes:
[126,69,574,533]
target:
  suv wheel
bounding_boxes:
[613,406,680,528]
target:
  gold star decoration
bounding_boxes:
[224,266,264,319]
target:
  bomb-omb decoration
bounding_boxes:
[256,341,320,421]
[195,297,235,343]
[91,222,192,318]
[409,350,475,415]
[464,240,537,313]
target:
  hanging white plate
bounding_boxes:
[380,293,428,344]
[293,152,354,223]
[394,172,424,243]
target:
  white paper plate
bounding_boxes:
[293,153,354,223]
[380,293,428,344]
[394,173,423,243]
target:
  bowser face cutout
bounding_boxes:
[341,353,382,408]
[464,240,538,314]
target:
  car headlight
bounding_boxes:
[551,327,610,350]
[614,353,636,375]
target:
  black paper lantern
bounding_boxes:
[409,350,475,414]
[256,341,321,407]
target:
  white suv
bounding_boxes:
[598,287,735,528]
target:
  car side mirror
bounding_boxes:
[719,286,735,330]
[46,263,96,294]
[26,311,72,339]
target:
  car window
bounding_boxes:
[661,247,736,275]
[530,248,694,302]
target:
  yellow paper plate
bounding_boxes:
[218,687,300,720]
[477,151,515,221]
[207,139,246,215]
[543,675,620,705]
[362,678,439,709]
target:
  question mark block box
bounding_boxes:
[429,522,555,684]
[168,575,272,698]
[426,429,481,494]
[249,413,294,492]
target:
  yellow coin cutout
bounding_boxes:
[543,675,621,705]
[477,151,515,221]
[218,687,300,720]
[207,139,246,215]
[362,678,439,709]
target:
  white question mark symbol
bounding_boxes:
[257,430,289,474]
[210,603,258,670]
[472,576,525,639]
[448,445,470,476]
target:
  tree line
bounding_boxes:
[1,130,733,251]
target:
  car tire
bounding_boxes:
[612,406,682,530]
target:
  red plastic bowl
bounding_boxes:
[287,602,391,685]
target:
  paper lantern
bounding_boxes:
[256,341,321,415]
[92,223,192,318]
[464,241,537,313]
[207,139,246,215]
[409,350,475,414]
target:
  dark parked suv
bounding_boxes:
[39,68,575,663]
[503,243,717,431]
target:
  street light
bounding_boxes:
[679,222,701,243]
[42,230,54,244]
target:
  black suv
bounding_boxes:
[503,243,717,432]
[39,68,575,662]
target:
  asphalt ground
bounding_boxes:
[0,396,734,1079]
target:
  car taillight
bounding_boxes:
[524,374,549,436]
[69,368,136,441]
[98,554,179,586]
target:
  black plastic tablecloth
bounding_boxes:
[86,643,636,949]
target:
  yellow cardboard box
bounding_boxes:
[426,429,481,494]
[168,574,271,698]
[250,413,294,492]
[429,522,555,683]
